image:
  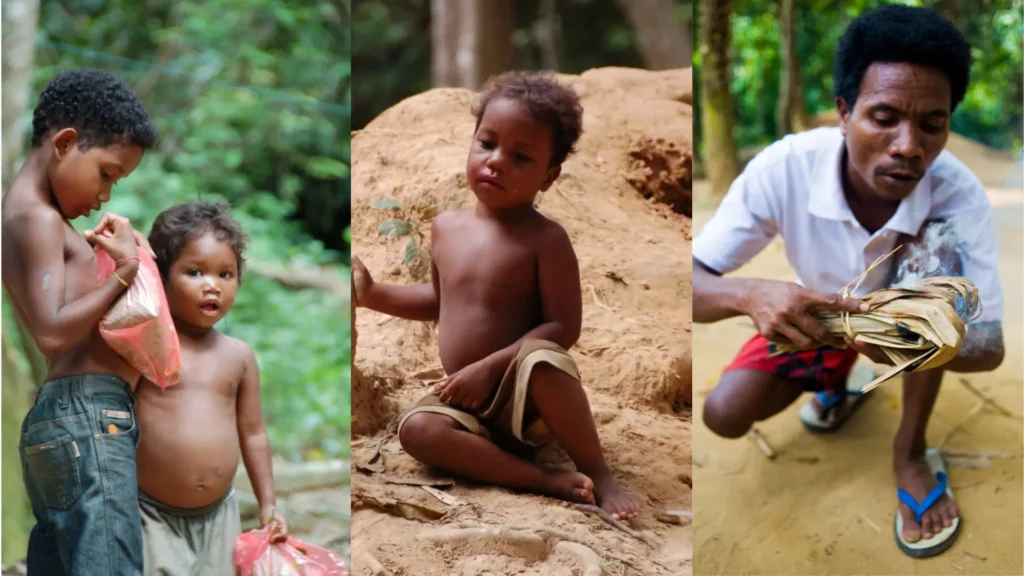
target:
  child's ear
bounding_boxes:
[540,165,562,192]
[51,128,78,160]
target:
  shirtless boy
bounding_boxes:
[694,6,1004,558]
[353,72,639,521]
[136,200,288,575]
[2,68,156,575]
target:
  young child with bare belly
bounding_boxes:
[353,71,640,521]
[135,201,289,575]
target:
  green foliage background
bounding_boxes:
[4,0,352,463]
[694,0,1024,152]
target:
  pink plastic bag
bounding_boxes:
[234,528,349,576]
[95,248,181,389]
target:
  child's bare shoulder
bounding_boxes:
[431,207,472,234]
[533,214,573,249]
[2,200,63,238]
[215,333,257,370]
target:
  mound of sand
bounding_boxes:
[351,67,693,575]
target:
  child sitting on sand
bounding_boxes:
[353,71,640,521]
[136,200,289,575]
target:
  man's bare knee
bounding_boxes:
[703,388,752,439]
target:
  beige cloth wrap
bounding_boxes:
[397,339,580,447]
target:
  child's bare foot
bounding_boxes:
[592,472,640,521]
[545,471,595,505]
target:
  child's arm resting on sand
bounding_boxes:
[235,342,289,542]
[5,210,140,359]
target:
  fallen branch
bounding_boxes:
[575,504,658,548]
[247,259,349,299]
[859,512,881,533]
[587,284,614,312]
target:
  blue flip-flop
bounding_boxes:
[798,364,875,433]
[894,448,962,558]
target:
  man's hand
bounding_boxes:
[435,357,504,411]
[351,256,375,308]
[745,280,869,350]
[260,505,290,543]
[83,213,139,263]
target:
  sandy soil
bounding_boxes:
[350,67,692,575]
[691,140,1023,574]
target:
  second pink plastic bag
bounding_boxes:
[95,248,181,389]
[233,527,349,576]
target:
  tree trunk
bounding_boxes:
[2,0,40,194]
[2,330,35,565]
[616,0,692,69]
[776,0,806,136]
[431,0,514,90]
[533,0,559,71]
[699,0,740,198]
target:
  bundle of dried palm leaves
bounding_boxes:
[772,247,981,392]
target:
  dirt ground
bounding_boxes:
[691,141,1023,574]
[350,67,692,575]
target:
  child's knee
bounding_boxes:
[528,362,579,392]
[702,391,751,439]
[398,412,449,454]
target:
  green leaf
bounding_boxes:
[379,218,411,238]
[403,237,418,264]
[372,199,402,210]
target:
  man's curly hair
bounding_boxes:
[472,71,584,166]
[31,68,157,150]
[835,5,971,112]
[148,201,248,281]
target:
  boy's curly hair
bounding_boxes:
[472,71,584,166]
[31,68,157,150]
[148,201,248,281]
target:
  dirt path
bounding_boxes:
[350,67,693,575]
[691,178,1023,575]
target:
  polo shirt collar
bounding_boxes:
[807,128,932,236]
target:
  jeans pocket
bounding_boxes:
[24,434,83,510]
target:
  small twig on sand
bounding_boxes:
[858,512,881,533]
[575,504,658,548]
[587,284,614,312]
[747,427,776,460]
[964,551,987,561]
[959,378,1021,419]
[951,562,964,571]
[939,400,986,448]
[553,541,603,576]
[363,554,391,576]
[939,448,1014,459]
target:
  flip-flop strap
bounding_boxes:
[897,471,948,526]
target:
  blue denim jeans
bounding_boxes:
[19,374,142,576]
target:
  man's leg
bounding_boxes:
[894,369,958,542]
[399,412,595,505]
[703,370,806,438]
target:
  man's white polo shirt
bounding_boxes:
[693,126,1004,323]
